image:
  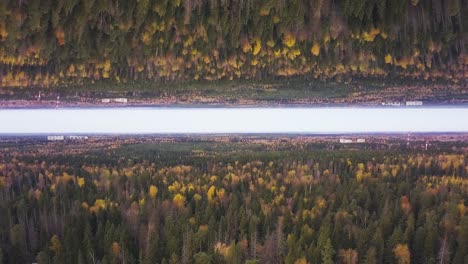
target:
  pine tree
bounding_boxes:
[194,252,212,264]
[83,221,95,264]
[453,217,468,264]
[78,250,85,264]
[225,241,244,264]
[423,213,438,264]
[384,227,404,263]
[438,234,450,264]
[412,227,425,264]
[146,232,159,263]
[404,213,415,242]
[317,214,332,251]
[248,215,258,260]
[321,238,335,264]
[363,247,377,264]
[36,250,50,264]
[372,229,385,263]
[169,253,180,264]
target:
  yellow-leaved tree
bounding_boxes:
[207,186,216,203]
[77,177,85,188]
[112,242,120,257]
[252,37,262,56]
[149,185,158,199]
[393,244,410,264]
[311,43,320,56]
[385,54,393,64]
[283,33,296,48]
[49,235,61,255]
[339,248,358,264]
[173,193,185,208]
[294,257,307,264]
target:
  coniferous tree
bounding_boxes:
[321,238,335,264]
[453,217,468,264]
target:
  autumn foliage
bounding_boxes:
[0,139,467,263]
[0,0,467,88]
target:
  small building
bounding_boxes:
[340,138,353,144]
[406,101,423,106]
[47,135,64,141]
[102,98,128,103]
[69,135,88,140]
[114,98,128,103]
[381,102,401,106]
[357,138,366,143]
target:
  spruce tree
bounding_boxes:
[453,217,468,264]
[321,238,335,264]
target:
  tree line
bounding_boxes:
[0,0,467,88]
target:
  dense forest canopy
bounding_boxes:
[0,141,467,263]
[0,0,467,88]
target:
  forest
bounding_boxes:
[0,139,467,263]
[0,0,467,88]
